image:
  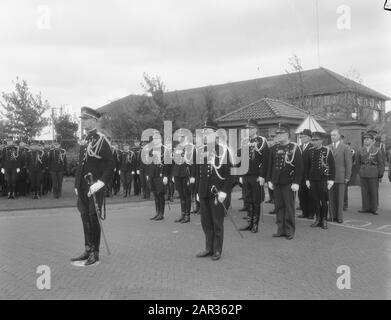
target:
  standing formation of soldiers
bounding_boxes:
[0,136,67,199]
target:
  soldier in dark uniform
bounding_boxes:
[132,139,141,196]
[138,140,151,199]
[192,120,235,261]
[148,132,172,221]
[0,140,5,196]
[16,141,29,197]
[42,142,52,195]
[190,133,201,215]
[266,124,303,240]
[239,120,269,233]
[304,132,336,229]
[112,142,121,196]
[165,140,175,202]
[1,136,21,199]
[48,140,67,198]
[172,130,195,224]
[72,107,114,266]
[119,143,136,197]
[26,141,47,199]
[297,129,314,219]
[356,131,385,215]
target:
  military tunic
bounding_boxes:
[304,146,336,225]
[356,145,385,213]
[1,144,21,196]
[74,129,114,254]
[267,142,303,237]
[48,148,67,198]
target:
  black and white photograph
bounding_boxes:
[0,0,391,304]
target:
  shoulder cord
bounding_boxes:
[284,142,298,167]
[209,141,228,181]
[86,134,105,159]
[251,136,267,155]
[8,146,19,160]
[320,147,330,172]
[36,150,44,164]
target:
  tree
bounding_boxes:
[1,78,50,141]
[285,54,306,109]
[53,114,78,150]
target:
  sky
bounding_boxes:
[1,0,390,116]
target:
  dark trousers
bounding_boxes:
[274,184,295,236]
[50,171,64,198]
[133,173,141,195]
[16,168,28,196]
[140,171,150,198]
[200,197,226,254]
[30,171,43,195]
[298,180,313,218]
[329,183,345,221]
[243,175,265,205]
[268,187,274,202]
[152,191,165,215]
[77,185,103,253]
[360,177,379,212]
[174,176,191,214]
[5,169,17,193]
[309,180,329,220]
[167,176,175,200]
[120,170,132,194]
[112,171,120,194]
[344,184,348,209]
[42,170,52,195]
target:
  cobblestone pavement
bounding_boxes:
[1,182,391,300]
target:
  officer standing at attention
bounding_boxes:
[148,132,172,221]
[356,130,385,215]
[304,132,335,229]
[27,141,47,199]
[297,129,314,219]
[72,107,114,266]
[266,124,303,240]
[1,136,21,199]
[48,140,67,198]
[172,130,195,224]
[192,120,235,261]
[239,119,269,233]
[119,142,136,198]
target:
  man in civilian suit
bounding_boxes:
[328,129,352,223]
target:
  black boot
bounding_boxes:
[84,251,99,266]
[150,198,160,220]
[240,204,253,231]
[310,210,321,227]
[181,213,190,223]
[154,196,165,221]
[175,213,185,223]
[71,247,91,262]
[251,205,260,233]
[321,205,328,229]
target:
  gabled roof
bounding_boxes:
[216,98,325,123]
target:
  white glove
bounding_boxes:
[146,176,149,181]
[218,191,227,203]
[306,180,310,189]
[189,177,195,184]
[131,171,135,175]
[88,180,105,197]
[74,188,78,196]
[16,168,20,173]
[268,181,274,190]
[114,168,116,172]
[118,170,121,175]
[239,177,243,184]
[163,177,168,185]
[172,176,175,183]
[257,177,265,186]
[291,183,299,192]
[136,170,140,175]
[327,180,334,190]
[1,168,4,174]
[196,193,200,202]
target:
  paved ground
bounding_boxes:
[0,181,391,300]
[0,177,145,212]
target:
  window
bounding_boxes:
[373,110,379,122]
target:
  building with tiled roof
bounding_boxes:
[97,67,389,131]
[216,98,326,138]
